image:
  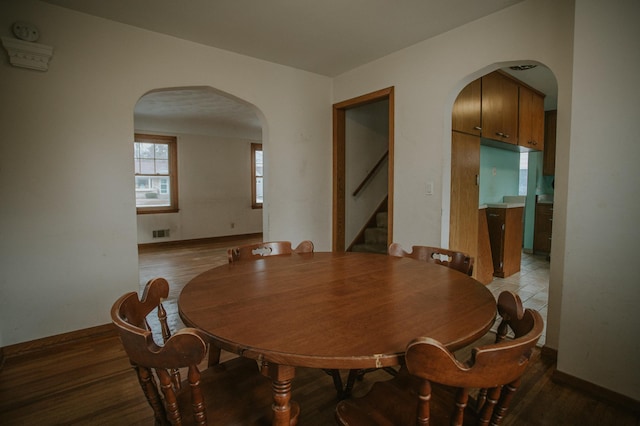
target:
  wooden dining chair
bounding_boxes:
[111,277,290,425]
[227,240,314,263]
[388,242,475,276]
[340,242,475,396]
[335,291,543,426]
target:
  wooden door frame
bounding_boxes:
[332,87,394,251]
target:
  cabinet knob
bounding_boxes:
[496,132,510,138]
[473,126,482,131]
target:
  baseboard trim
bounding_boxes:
[540,345,558,362]
[1,323,116,360]
[138,232,263,250]
[552,369,640,414]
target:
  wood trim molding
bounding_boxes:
[135,133,179,214]
[552,369,640,414]
[540,345,558,362]
[138,232,263,250]
[1,323,117,360]
[332,106,346,251]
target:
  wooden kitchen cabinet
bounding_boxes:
[476,207,494,284]
[452,79,481,136]
[482,71,519,145]
[543,110,557,175]
[518,85,545,151]
[449,132,480,267]
[486,206,523,278]
[534,203,553,254]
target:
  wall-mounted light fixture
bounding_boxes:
[2,21,53,71]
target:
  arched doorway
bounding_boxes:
[448,64,558,346]
[133,86,264,245]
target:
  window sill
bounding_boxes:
[137,208,180,215]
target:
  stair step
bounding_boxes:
[364,227,387,244]
[351,243,388,254]
[376,211,388,228]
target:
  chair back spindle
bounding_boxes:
[112,277,281,424]
[388,243,474,276]
[228,240,314,263]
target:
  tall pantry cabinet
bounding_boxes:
[451,80,489,282]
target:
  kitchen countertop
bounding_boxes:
[484,202,525,209]
[536,194,554,204]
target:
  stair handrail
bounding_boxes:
[352,150,389,197]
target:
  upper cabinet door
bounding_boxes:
[481,71,519,145]
[452,79,481,136]
[518,85,545,150]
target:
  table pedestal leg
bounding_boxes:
[262,362,298,426]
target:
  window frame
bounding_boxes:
[134,133,179,214]
[251,143,263,209]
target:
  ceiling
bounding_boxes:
[133,87,263,139]
[43,0,526,77]
[43,0,558,137]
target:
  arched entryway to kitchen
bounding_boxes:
[448,63,559,347]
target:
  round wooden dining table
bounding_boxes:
[178,251,496,425]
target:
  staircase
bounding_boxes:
[350,210,388,254]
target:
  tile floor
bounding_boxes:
[486,251,550,346]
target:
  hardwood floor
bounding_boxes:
[138,234,263,333]
[1,236,638,425]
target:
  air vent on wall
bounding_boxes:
[152,229,170,238]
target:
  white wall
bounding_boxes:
[333,0,640,400]
[334,0,574,355]
[558,0,640,400]
[135,132,263,244]
[0,0,332,347]
[335,0,574,253]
